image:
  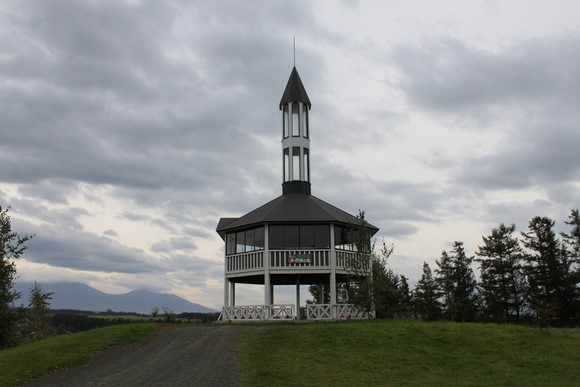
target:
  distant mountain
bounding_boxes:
[13,282,215,314]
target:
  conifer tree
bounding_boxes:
[476,223,525,323]
[521,216,577,326]
[28,282,53,340]
[413,262,442,321]
[435,242,478,322]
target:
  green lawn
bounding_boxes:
[1,321,577,386]
[0,323,156,386]
[238,320,580,386]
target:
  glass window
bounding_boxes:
[254,226,264,249]
[304,148,309,182]
[226,233,235,255]
[236,231,245,253]
[269,225,285,249]
[292,147,300,181]
[245,228,255,252]
[292,103,300,136]
[285,225,299,249]
[314,225,330,248]
[284,148,290,182]
[300,225,315,248]
[283,105,289,138]
[302,104,308,138]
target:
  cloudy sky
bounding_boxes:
[2,0,579,309]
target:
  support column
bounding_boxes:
[264,225,271,319]
[224,278,229,308]
[230,282,236,306]
[296,276,301,320]
[330,224,337,318]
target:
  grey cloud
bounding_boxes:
[458,123,580,190]
[392,35,580,116]
[16,219,163,274]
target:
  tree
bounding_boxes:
[521,216,577,326]
[151,306,159,321]
[560,209,580,325]
[435,242,478,322]
[397,275,412,318]
[476,223,525,323]
[28,282,53,341]
[413,262,442,321]
[1,206,33,348]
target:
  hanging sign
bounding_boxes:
[290,253,311,264]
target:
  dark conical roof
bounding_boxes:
[216,193,379,239]
[279,67,311,109]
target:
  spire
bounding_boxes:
[279,67,311,110]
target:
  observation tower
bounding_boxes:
[216,66,378,320]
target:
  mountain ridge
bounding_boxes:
[14,282,216,314]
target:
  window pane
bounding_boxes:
[292,147,300,181]
[314,225,330,248]
[304,149,309,182]
[236,231,245,253]
[283,106,289,138]
[226,233,236,255]
[269,225,285,249]
[285,225,299,249]
[334,225,348,250]
[245,228,255,252]
[284,148,289,182]
[300,225,315,248]
[292,103,300,136]
[303,105,308,137]
[254,227,264,249]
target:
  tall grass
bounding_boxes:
[238,320,579,386]
[0,323,156,386]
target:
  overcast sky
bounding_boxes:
[1,0,579,309]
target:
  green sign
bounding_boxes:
[290,253,311,264]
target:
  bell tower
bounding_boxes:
[279,67,312,195]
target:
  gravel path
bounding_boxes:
[25,325,247,387]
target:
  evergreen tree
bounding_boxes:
[0,206,33,348]
[398,275,412,318]
[476,223,525,323]
[413,262,442,321]
[559,209,580,325]
[435,242,478,322]
[521,216,577,326]
[28,282,53,340]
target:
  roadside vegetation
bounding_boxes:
[0,323,156,386]
[238,319,580,386]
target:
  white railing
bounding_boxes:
[306,304,374,320]
[219,304,295,321]
[270,250,330,268]
[226,251,264,273]
[306,304,333,319]
[336,251,371,272]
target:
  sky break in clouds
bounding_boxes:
[1,0,579,308]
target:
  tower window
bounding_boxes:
[302,104,309,138]
[292,102,300,136]
[284,148,290,182]
[292,147,300,181]
[304,148,309,182]
[283,105,289,138]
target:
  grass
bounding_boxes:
[237,320,580,386]
[0,323,157,386]
[1,320,577,386]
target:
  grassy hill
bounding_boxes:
[237,320,580,386]
[0,320,577,386]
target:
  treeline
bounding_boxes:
[340,209,580,327]
[51,311,221,333]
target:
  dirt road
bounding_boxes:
[25,325,246,387]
